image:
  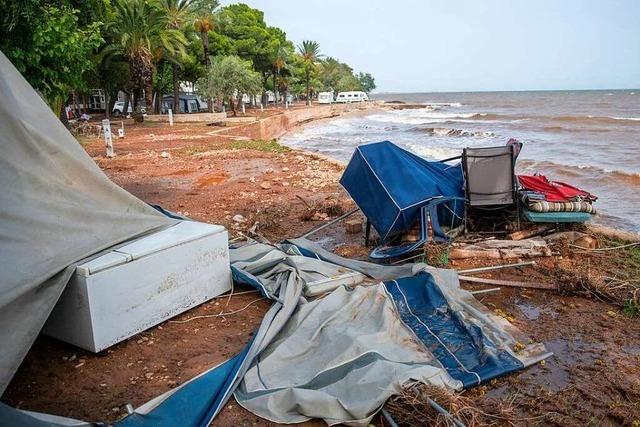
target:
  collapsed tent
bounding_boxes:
[339,141,464,240]
[0,51,174,395]
[63,240,545,427]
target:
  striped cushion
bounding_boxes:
[528,200,596,214]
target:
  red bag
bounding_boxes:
[518,175,597,202]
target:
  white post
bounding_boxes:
[260,103,264,113]
[241,103,245,115]
[102,119,115,158]
[222,105,226,113]
[168,108,174,126]
[117,121,125,138]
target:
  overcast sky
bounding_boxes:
[221,0,640,93]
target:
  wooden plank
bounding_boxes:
[507,225,554,241]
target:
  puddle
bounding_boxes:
[515,300,557,320]
[196,173,228,188]
[518,337,607,392]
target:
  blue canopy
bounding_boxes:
[340,141,464,240]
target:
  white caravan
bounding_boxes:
[335,91,369,103]
[317,92,334,104]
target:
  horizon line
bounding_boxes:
[371,87,639,95]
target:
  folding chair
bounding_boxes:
[462,145,519,230]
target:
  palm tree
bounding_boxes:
[104,0,186,118]
[192,0,219,67]
[157,0,194,114]
[272,44,288,104]
[297,40,322,105]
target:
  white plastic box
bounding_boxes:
[44,221,231,352]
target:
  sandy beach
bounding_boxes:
[2,105,640,426]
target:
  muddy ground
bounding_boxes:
[2,113,639,426]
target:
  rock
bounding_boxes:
[112,407,120,413]
[249,176,256,183]
[232,214,246,223]
[260,182,271,190]
[345,219,363,234]
[160,151,170,159]
[282,167,290,172]
[265,168,274,174]
[574,235,598,250]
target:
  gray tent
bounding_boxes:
[0,51,174,394]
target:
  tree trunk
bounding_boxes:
[202,31,210,66]
[59,102,69,128]
[104,90,110,119]
[229,96,236,117]
[273,72,278,104]
[305,71,310,106]
[144,80,153,116]
[172,62,180,114]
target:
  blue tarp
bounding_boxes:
[340,141,464,240]
[384,274,524,388]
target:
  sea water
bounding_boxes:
[281,90,640,232]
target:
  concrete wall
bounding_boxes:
[209,102,380,140]
[146,112,227,123]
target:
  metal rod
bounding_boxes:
[470,287,501,295]
[427,397,466,427]
[457,260,536,275]
[459,275,555,290]
[299,208,360,239]
[381,409,399,427]
[440,155,462,162]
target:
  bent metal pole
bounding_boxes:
[299,208,360,239]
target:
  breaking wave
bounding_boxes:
[518,160,640,186]
[421,127,494,138]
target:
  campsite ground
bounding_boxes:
[3,107,639,426]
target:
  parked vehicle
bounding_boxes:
[317,92,334,104]
[335,91,369,103]
[161,94,208,114]
[112,101,147,116]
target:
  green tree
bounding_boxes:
[212,4,289,102]
[0,3,102,117]
[192,0,219,66]
[197,55,261,116]
[156,0,195,114]
[297,40,322,105]
[357,72,376,94]
[103,0,186,119]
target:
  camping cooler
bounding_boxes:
[44,221,231,352]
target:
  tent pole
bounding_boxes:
[298,208,360,239]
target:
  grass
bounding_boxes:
[229,139,290,153]
[622,300,640,318]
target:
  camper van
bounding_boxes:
[317,92,334,104]
[335,91,369,103]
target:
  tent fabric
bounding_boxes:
[233,260,550,425]
[518,174,597,203]
[7,240,549,427]
[339,141,464,240]
[235,282,460,426]
[0,51,174,395]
